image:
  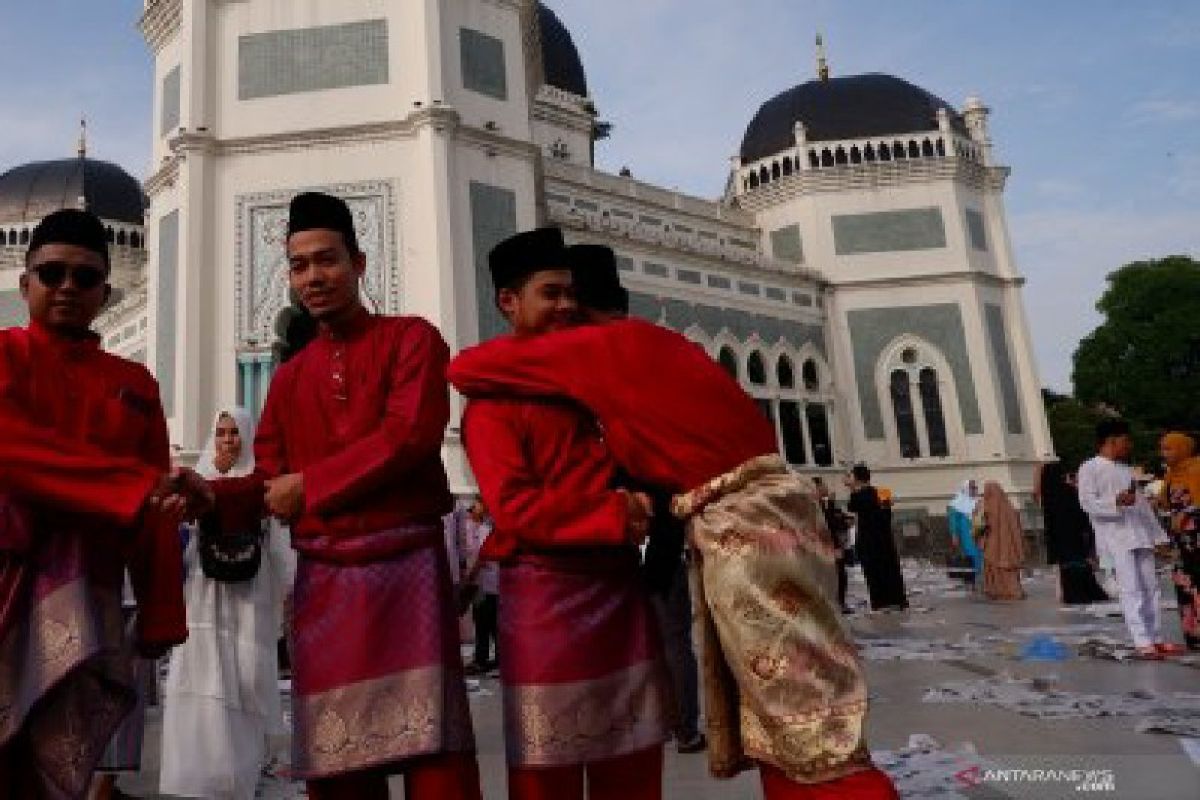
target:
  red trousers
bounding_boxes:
[306,752,481,800]
[760,763,900,800]
[508,745,663,800]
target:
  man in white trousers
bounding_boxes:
[1078,419,1185,659]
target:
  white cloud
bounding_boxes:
[1126,98,1200,125]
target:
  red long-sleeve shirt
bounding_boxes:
[0,321,186,646]
[448,318,777,493]
[214,310,453,560]
[461,397,630,561]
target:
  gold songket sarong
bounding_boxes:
[672,455,874,784]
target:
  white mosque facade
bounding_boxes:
[0,0,1054,513]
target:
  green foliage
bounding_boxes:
[1042,391,1104,472]
[1073,255,1200,433]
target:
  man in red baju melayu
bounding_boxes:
[448,256,900,800]
[460,227,671,800]
[0,210,203,799]
[208,193,480,800]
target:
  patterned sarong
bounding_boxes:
[0,530,136,798]
[289,524,476,779]
[673,455,875,784]
[499,549,671,767]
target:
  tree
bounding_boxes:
[1042,390,1104,472]
[1073,255,1200,433]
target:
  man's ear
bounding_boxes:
[352,251,367,277]
[18,272,28,299]
[103,284,113,305]
[496,286,518,319]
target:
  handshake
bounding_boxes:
[146,467,215,521]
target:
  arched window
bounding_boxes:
[778,401,807,465]
[106,227,114,243]
[777,355,795,389]
[808,150,820,168]
[908,140,920,158]
[849,146,862,164]
[7,229,15,246]
[771,161,781,180]
[922,138,934,157]
[806,404,833,466]
[802,359,820,392]
[936,138,946,157]
[894,141,907,159]
[748,172,759,189]
[759,166,770,184]
[718,346,739,379]
[131,232,142,249]
[890,370,921,458]
[781,158,793,176]
[19,229,29,245]
[834,147,848,165]
[919,368,949,457]
[879,143,892,162]
[747,351,767,385]
[820,149,834,167]
[116,230,127,247]
[864,143,876,162]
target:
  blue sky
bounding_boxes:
[2,1,1197,390]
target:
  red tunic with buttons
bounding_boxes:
[211,309,474,779]
[0,320,185,795]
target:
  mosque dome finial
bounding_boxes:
[816,33,830,82]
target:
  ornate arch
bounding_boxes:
[873,334,966,461]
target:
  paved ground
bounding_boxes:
[117,564,1198,799]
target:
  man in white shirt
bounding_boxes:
[1078,419,1183,659]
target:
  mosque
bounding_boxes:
[0,0,1054,514]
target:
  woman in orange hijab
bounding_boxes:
[1159,432,1200,650]
[973,482,1026,601]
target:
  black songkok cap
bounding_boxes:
[27,209,110,270]
[569,244,628,314]
[287,191,360,255]
[488,227,567,290]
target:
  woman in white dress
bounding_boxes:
[160,409,296,799]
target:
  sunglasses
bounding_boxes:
[29,262,107,291]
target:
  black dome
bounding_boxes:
[740,73,966,164]
[0,158,145,226]
[537,4,588,98]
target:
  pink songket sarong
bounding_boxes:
[289,523,475,779]
[498,548,671,767]
[0,513,136,798]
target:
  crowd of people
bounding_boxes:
[3,194,1195,800]
[0,200,901,799]
[940,419,1198,661]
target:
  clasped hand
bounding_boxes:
[620,489,654,546]
[147,467,215,521]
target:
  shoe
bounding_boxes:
[1133,646,1165,660]
[676,733,707,754]
[1155,642,1187,655]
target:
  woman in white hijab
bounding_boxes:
[160,409,296,799]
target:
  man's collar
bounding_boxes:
[28,319,101,357]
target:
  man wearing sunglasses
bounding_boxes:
[0,208,211,798]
